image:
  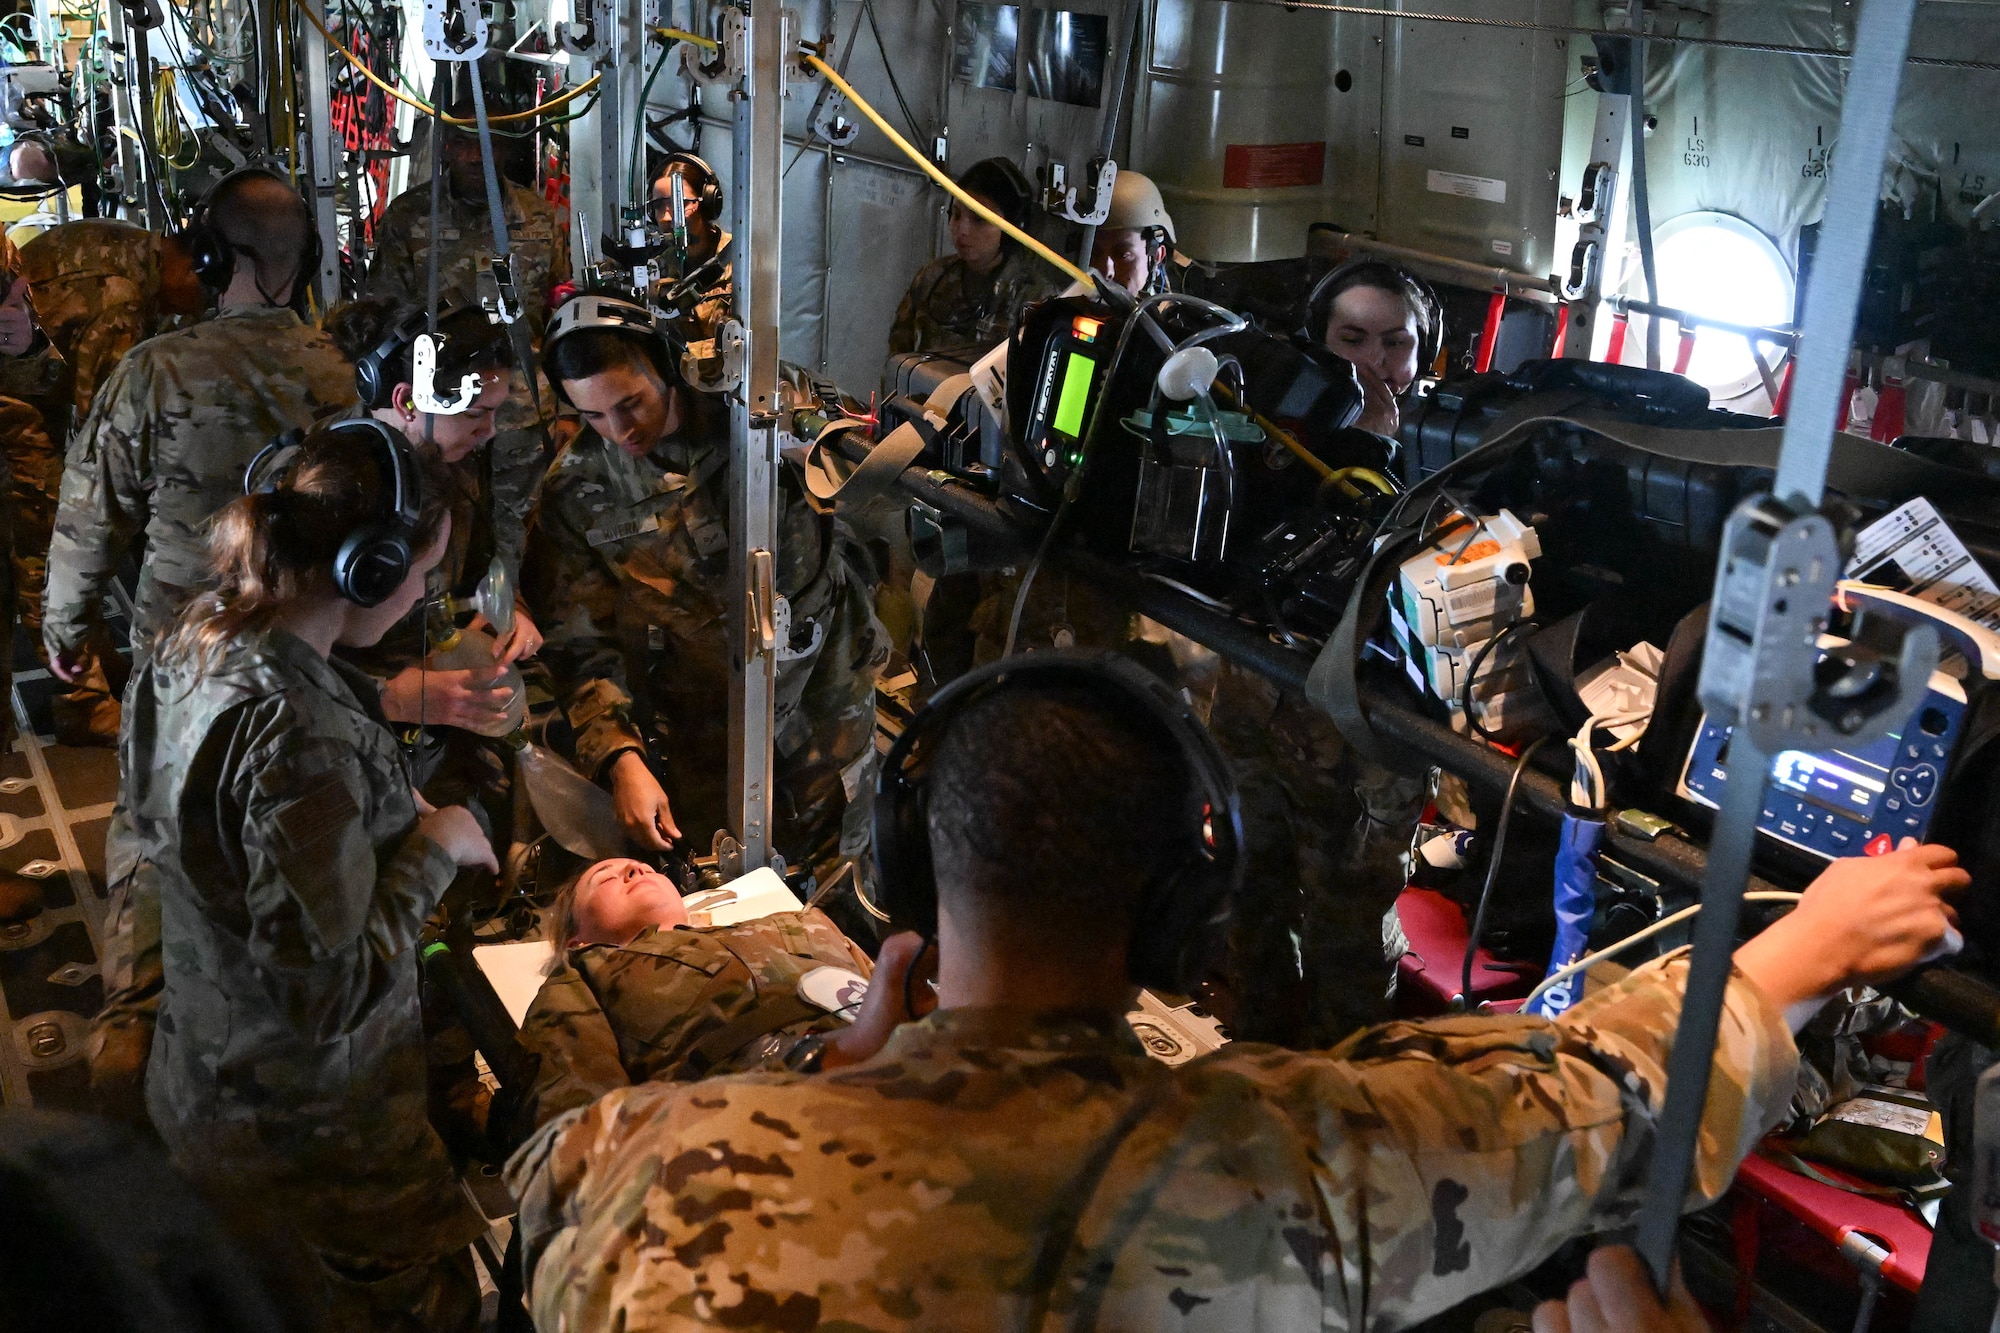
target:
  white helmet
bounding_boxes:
[1103,170,1175,245]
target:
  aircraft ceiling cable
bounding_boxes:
[297,0,598,126]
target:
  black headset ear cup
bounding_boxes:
[868,652,1244,993]
[354,306,433,410]
[658,152,723,222]
[869,732,938,937]
[186,167,322,299]
[331,528,412,608]
[188,209,233,290]
[325,418,422,607]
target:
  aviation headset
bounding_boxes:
[187,166,324,302]
[353,301,507,411]
[243,417,423,607]
[1301,257,1446,375]
[651,151,724,223]
[542,292,682,408]
[871,652,1245,995]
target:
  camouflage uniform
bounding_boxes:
[525,384,889,879]
[0,342,69,637]
[122,625,486,1326]
[507,908,871,1138]
[43,306,356,668]
[887,245,1066,358]
[366,180,570,337]
[1206,661,1427,1048]
[655,231,734,348]
[19,218,165,420]
[508,951,1796,1331]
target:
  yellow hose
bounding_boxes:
[804,52,1092,288]
[297,0,599,126]
[654,26,720,51]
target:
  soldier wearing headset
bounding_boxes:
[508,651,1967,1331]
[118,418,495,1330]
[646,151,735,346]
[1310,257,1446,438]
[325,297,544,740]
[44,167,356,686]
[525,293,888,894]
[1196,258,1448,1048]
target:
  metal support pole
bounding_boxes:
[727,0,786,869]
[298,4,343,307]
[104,1,157,224]
[1563,87,1633,360]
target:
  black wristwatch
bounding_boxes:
[783,1032,831,1074]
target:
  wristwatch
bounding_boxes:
[782,1031,830,1074]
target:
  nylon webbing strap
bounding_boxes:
[682,991,823,1077]
[1772,0,1918,507]
[464,57,545,419]
[1631,0,1922,1293]
[803,375,977,510]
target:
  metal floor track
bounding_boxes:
[0,597,130,1111]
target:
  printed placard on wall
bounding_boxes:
[1222,142,1328,190]
[1425,169,1508,204]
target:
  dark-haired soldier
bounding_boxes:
[325,294,542,714]
[508,656,1967,1331]
[888,157,1065,358]
[646,152,734,346]
[527,294,888,890]
[44,170,355,680]
[1313,258,1438,438]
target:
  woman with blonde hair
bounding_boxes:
[119,416,498,1330]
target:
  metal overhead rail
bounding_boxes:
[1311,228,1561,302]
[1606,296,1797,352]
[297,2,342,309]
[1219,0,2000,73]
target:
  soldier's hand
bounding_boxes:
[417,804,499,873]
[610,751,683,849]
[823,931,937,1070]
[381,664,515,730]
[1735,839,1966,1028]
[48,647,88,684]
[489,607,543,664]
[1532,1246,1708,1333]
[1353,364,1401,438]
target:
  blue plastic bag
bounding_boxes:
[1527,814,1606,1019]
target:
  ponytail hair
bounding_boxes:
[159,420,451,674]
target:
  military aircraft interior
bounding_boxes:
[0,0,1997,1330]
